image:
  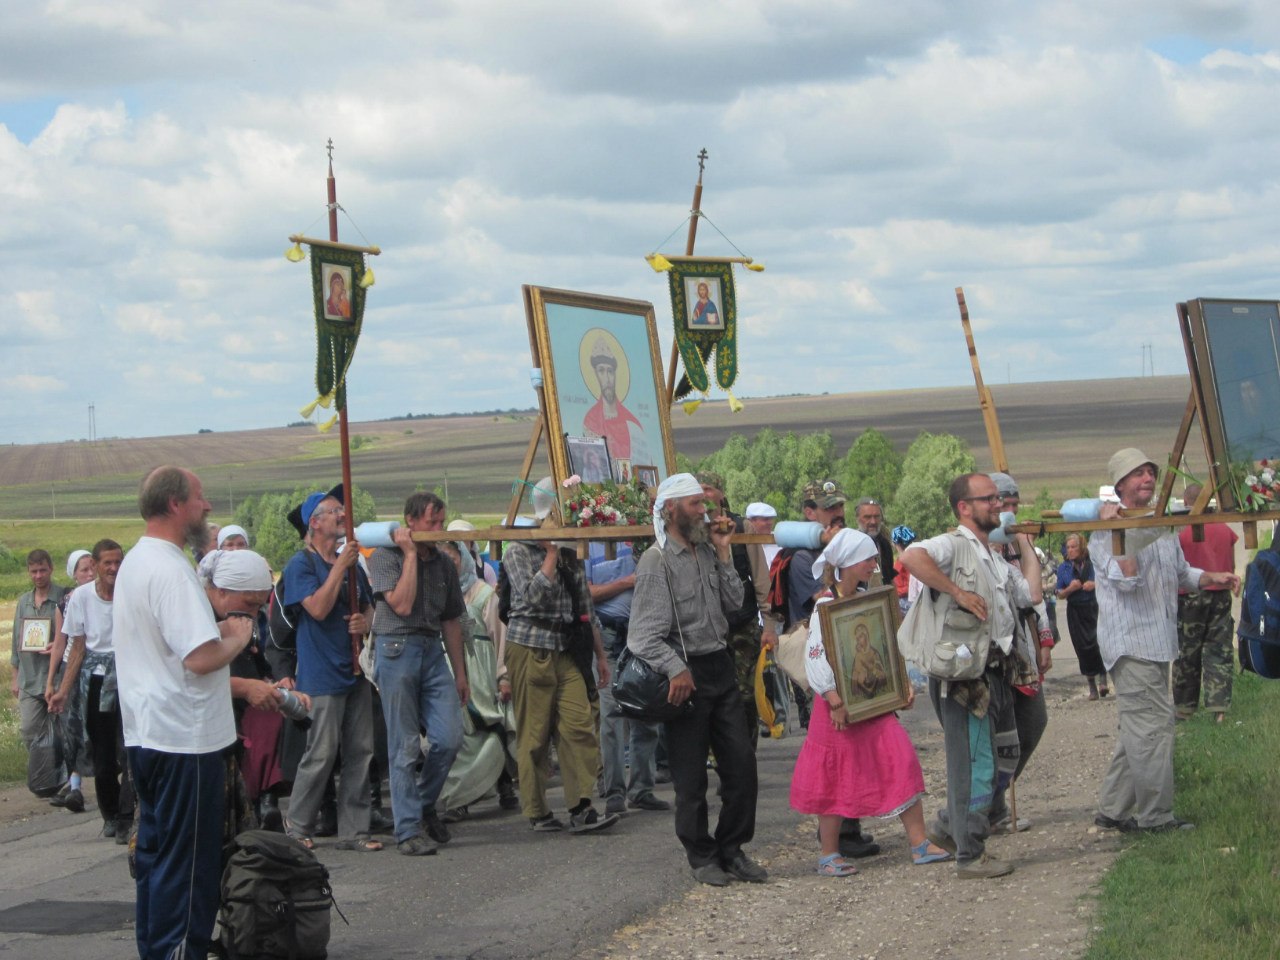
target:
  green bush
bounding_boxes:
[232,484,378,571]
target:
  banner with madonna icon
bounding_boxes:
[285,235,379,430]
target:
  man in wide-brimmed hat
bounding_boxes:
[1090,449,1239,834]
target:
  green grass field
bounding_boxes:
[1085,671,1280,960]
[0,376,1197,524]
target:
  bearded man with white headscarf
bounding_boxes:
[627,473,766,887]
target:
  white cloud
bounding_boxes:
[1,2,1280,444]
[8,374,66,393]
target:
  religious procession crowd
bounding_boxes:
[8,446,1261,959]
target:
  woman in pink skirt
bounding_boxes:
[790,528,952,877]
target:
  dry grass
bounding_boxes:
[0,376,1197,519]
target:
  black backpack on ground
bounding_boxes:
[217,829,342,960]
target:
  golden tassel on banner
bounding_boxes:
[359,267,376,288]
[727,390,744,413]
[646,253,674,272]
[317,413,339,432]
[746,262,765,272]
[285,243,306,262]
[682,399,703,416]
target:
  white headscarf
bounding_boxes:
[66,549,91,578]
[811,528,878,580]
[217,524,250,548]
[652,473,704,549]
[198,549,273,592]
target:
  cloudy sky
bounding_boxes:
[3,1,1279,444]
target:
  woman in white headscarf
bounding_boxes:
[789,528,951,876]
[199,549,309,835]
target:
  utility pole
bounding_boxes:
[88,402,96,441]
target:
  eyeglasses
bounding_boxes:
[963,494,1003,505]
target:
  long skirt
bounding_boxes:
[1066,601,1105,677]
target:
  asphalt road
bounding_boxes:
[0,731,807,960]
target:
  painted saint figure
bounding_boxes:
[689,281,720,327]
[582,335,643,460]
[325,270,351,320]
[850,622,888,699]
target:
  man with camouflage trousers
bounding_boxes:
[1173,483,1238,722]
[697,473,778,744]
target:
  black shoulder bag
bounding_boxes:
[611,549,694,722]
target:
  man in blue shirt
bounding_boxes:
[282,484,381,851]
[588,544,669,817]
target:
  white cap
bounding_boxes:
[744,502,777,519]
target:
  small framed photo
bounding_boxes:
[683,276,725,331]
[20,617,53,653]
[634,464,658,492]
[566,434,612,484]
[613,458,633,484]
[817,585,910,724]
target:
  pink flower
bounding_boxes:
[562,475,582,488]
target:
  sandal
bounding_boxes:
[816,853,857,877]
[911,840,953,865]
[334,834,383,852]
[284,821,315,850]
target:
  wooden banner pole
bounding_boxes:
[326,140,363,676]
[666,148,707,404]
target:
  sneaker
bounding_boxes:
[604,795,627,816]
[1141,817,1195,833]
[497,780,520,810]
[397,834,438,856]
[441,806,470,824]
[101,821,117,839]
[724,852,768,883]
[989,814,1032,835]
[316,803,338,838]
[956,855,1015,879]
[369,805,396,835]
[257,794,283,832]
[925,826,958,855]
[839,835,882,858]
[423,809,451,844]
[530,814,564,832]
[567,805,620,834]
[627,793,671,812]
[691,862,733,886]
[56,788,85,814]
[1094,813,1139,832]
[114,820,132,846]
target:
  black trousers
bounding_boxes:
[86,674,135,823]
[664,649,758,868]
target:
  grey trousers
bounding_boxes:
[929,674,1007,864]
[1097,657,1177,828]
[286,678,375,840]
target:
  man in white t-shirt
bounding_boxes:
[114,466,257,960]
[50,538,134,840]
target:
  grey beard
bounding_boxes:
[187,521,210,555]
[677,514,709,545]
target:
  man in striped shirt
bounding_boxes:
[1090,449,1239,833]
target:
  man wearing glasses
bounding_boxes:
[898,472,1041,879]
[281,484,381,852]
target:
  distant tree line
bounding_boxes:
[690,426,1064,546]
[231,484,378,571]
